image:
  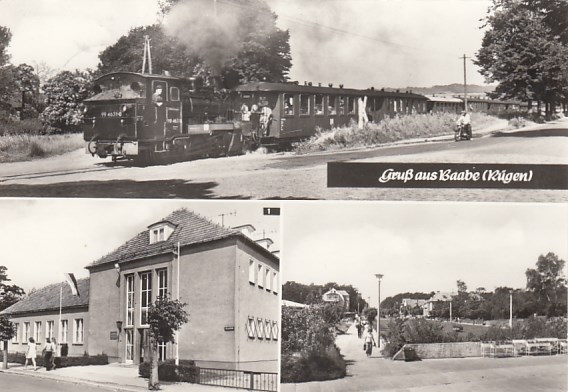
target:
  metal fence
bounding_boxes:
[197,367,278,391]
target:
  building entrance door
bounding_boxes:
[125,329,134,363]
[138,328,149,364]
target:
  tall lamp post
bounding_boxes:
[375,274,383,347]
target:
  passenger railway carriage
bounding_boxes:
[83,72,243,162]
[82,72,528,162]
[232,82,427,148]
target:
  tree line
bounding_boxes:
[381,252,567,320]
[0,0,292,134]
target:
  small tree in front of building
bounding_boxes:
[146,296,189,390]
[0,316,15,369]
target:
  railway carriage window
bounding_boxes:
[299,94,310,116]
[283,93,295,116]
[338,96,345,115]
[347,97,355,114]
[315,95,324,115]
[328,96,337,115]
[393,100,397,112]
[399,99,403,113]
[170,87,180,101]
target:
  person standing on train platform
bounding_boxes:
[260,105,273,136]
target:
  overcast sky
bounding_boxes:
[0,199,280,292]
[0,0,492,87]
[282,202,568,306]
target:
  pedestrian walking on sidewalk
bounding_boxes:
[42,338,54,370]
[363,326,376,357]
[51,338,59,370]
[24,337,37,370]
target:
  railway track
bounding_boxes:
[0,166,116,183]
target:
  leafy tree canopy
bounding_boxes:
[0,26,11,67]
[147,295,189,343]
[475,0,568,112]
[98,0,291,88]
[41,70,93,132]
[0,266,25,312]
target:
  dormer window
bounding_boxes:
[148,220,176,244]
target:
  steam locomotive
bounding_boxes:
[83,72,243,163]
[82,72,526,163]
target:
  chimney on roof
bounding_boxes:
[255,238,274,250]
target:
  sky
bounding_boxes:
[282,202,568,306]
[0,199,281,292]
[0,0,493,88]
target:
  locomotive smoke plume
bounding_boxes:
[163,0,246,75]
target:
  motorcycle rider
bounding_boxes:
[456,110,472,139]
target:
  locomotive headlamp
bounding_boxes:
[83,106,87,113]
[121,105,128,113]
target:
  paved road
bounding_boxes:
[0,119,566,201]
[282,323,568,392]
[0,371,126,392]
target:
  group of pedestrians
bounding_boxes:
[354,314,377,357]
[24,337,60,371]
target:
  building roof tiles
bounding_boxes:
[0,278,89,316]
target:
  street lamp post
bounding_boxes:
[509,291,513,330]
[375,274,383,348]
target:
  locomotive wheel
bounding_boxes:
[87,136,98,156]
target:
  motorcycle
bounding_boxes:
[455,123,472,141]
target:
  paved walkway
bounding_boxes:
[0,362,233,392]
[282,323,568,392]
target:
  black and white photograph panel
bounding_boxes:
[0,199,280,391]
[0,0,566,201]
[280,202,568,392]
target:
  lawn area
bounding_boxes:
[0,132,84,163]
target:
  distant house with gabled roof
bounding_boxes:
[2,208,279,373]
[1,278,90,357]
[322,288,350,310]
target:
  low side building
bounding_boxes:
[0,279,89,356]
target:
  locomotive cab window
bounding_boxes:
[283,93,295,116]
[152,81,168,104]
[170,87,180,101]
[315,95,324,115]
[299,94,310,116]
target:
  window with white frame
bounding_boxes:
[73,318,84,344]
[328,96,337,115]
[246,317,255,338]
[248,260,255,284]
[60,320,68,343]
[272,321,279,340]
[46,321,54,340]
[256,318,264,339]
[272,271,278,294]
[126,274,134,327]
[257,264,263,288]
[140,272,152,325]
[265,268,271,291]
[265,320,272,338]
[158,340,167,361]
[23,322,30,342]
[157,269,168,298]
[34,321,42,342]
[283,94,294,116]
[12,323,19,343]
[315,95,324,115]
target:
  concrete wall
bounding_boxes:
[5,308,89,357]
[87,264,121,362]
[177,239,237,368]
[234,240,279,373]
[394,342,482,360]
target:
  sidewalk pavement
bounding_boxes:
[282,323,568,392]
[0,362,233,392]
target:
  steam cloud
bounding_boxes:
[163,0,246,74]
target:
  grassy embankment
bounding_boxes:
[0,133,84,163]
[294,112,502,154]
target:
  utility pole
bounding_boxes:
[461,54,470,112]
[375,274,383,348]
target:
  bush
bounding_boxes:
[138,359,199,383]
[281,345,346,383]
[7,351,108,367]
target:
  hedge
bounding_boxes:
[281,345,346,383]
[138,359,199,383]
[7,352,108,368]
